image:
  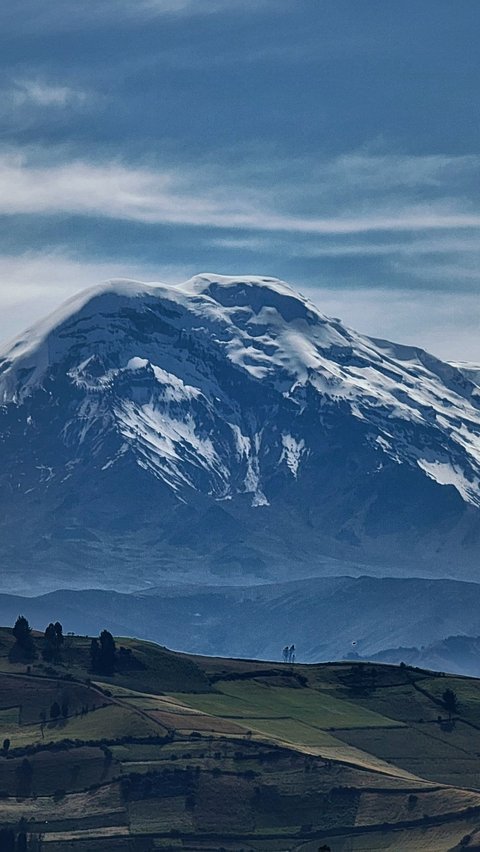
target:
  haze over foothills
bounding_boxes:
[1,0,480,360]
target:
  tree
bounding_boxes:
[442,688,459,720]
[99,630,116,674]
[2,737,10,754]
[90,630,116,675]
[44,623,56,643]
[61,700,69,719]
[16,833,28,852]
[15,758,33,798]
[43,621,64,662]
[11,615,36,661]
[43,623,57,661]
[50,701,61,721]
[39,709,46,739]
[13,615,31,645]
[90,637,100,672]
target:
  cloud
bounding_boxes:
[0,147,479,359]
[0,251,478,363]
[1,149,480,237]
[210,236,274,252]
[310,151,477,192]
[0,252,193,345]
[390,253,480,290]
[11,79,88,108]
[213,233,480,260]
[139,0,272,12]
[0,0,272,34]
[0,80,93,135]
[302,285,480,363]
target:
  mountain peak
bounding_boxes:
[1,273,480,591]
[0,273,330,402]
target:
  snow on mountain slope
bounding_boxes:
[449,361,480,389]
[2,273,480,504]
[0,273,480,590]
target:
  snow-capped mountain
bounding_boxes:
[1,273,480,592]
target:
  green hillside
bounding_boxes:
[0,626,480,850]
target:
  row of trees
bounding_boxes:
[90,628,140,675]
[282,644,296,663]
[11,617,119,675]
[10,616,65,663]
[11,616,137,679]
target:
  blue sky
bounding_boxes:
[1,0,480,358]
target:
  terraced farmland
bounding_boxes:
[0,628,480,849]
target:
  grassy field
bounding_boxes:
[169,679,420,776]
[174,679,402,726]
[0,626,480,849]
[0,692,162,748]
[0,673,111,723]
[298,814,480,851]
[0,746,116,795]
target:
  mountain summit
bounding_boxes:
[1,273,480,592]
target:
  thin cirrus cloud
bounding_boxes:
[139,0,274,13]
[0,251,478,363]
[212,234,480,260]
[10,79,88,108]
[304,285,480,364]
[0,252,194,346]
[1,146,479,361]
[1,149,480,237]
[0,0,273,34]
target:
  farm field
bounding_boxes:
[174,679,402,727]
[299,813,480,851]
[0,626,480,848]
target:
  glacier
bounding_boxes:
[0,273,479,592]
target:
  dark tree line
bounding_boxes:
[10,617,129,679]
[9,617,65,664]
[121,766,196,801]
